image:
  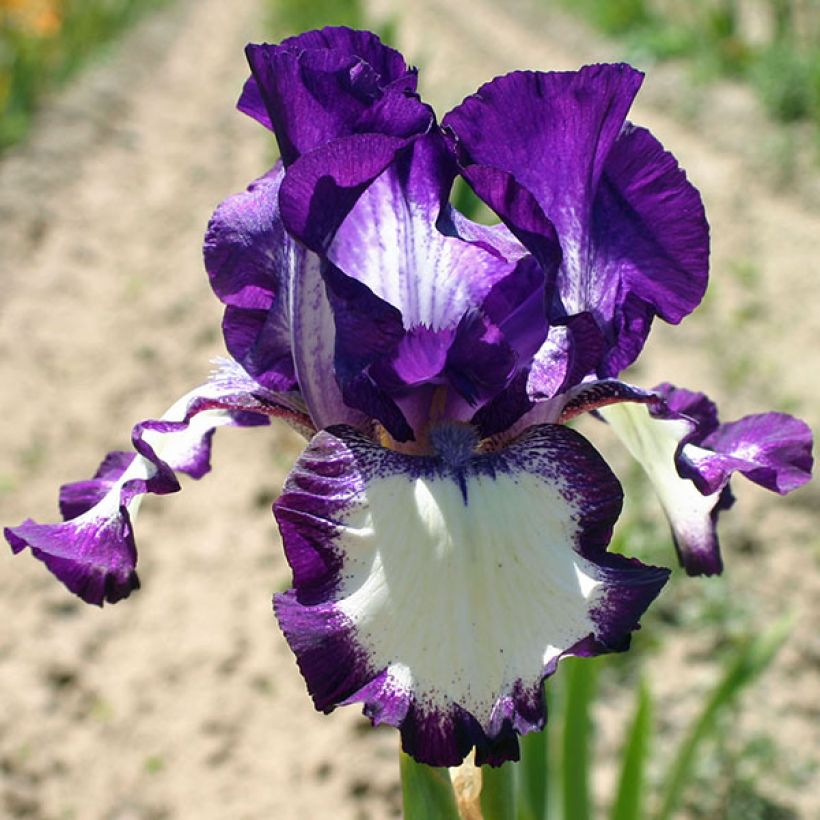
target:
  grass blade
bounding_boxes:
[655,615,792,820]
[611,677,652,820]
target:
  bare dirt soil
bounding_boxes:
[1,0,817,818]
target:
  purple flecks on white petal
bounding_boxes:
[273,424,667,766]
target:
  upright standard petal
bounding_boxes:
[240,28,427,165]
[5,365,305,605]
[274,423,668,766]
[328,134,512,331]
[591,125,709,375]
[445,66,709,375]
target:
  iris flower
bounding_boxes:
[6,28,812,767]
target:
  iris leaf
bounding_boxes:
[517,715,549,820]
[480,762,517,820]
[400,752,460,820]
[655,615,792,820]
[611,677,652,820]
[561,657,598,820]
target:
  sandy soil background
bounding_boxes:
[0,0,817,817]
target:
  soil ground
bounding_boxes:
[0,0,817,817]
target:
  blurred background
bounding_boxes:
[0,1,818,818]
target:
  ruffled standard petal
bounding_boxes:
[328,133,514,330]
[279,132,422,254]
[273,424,668,766]
[599,388,812,576]
[249,29,434,254]
[5,365,305,605]
[445,66,642,252]
[592,125,709,374]
[240,29,427,164]
[445,66,709,375]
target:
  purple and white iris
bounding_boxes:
[6,29,812,767]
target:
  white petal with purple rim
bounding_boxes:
[274,424,667,765]
[337,462,602,711]
[600,401,723,575]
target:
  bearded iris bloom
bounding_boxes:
[6,29,812,767]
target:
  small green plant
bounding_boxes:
[554,0,820,134]
[752,44,820,124]
[266,0,365,37]
[1,0,170,152]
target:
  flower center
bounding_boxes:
[376,386,481,460]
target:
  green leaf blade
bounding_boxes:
[400,752,461,820]
[561,657,599,820]
[481,761,517,820]
[655,616,791,820]
[518,721,549,820]
[611,678,652,820]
